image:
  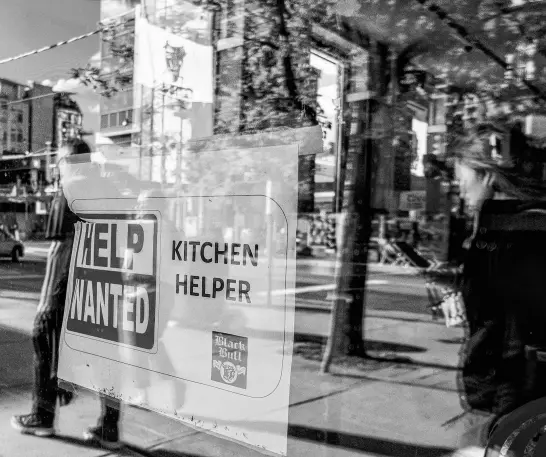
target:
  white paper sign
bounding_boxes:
[399,190,426,212]
[58,142,299,456]
[135,13,214,104]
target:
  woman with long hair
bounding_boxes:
[450,128,546,454]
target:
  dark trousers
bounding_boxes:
[32,238,120,428]
[32,306,64,419]
[32,239,72,419]
[98,397,121,430]
[31,308,120,428]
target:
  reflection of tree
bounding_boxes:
[214,0,338,133]
[71,0,546,361]
[73,17,134,97]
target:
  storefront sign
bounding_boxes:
[399,191,426,211]
[66,214,158,351]
[58,139,300,456]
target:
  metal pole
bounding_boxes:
[27,93,33,153]
[179,108,183,186]
[139,84,143,181]
[334,66,345,214]
[6,102,10,153]
[390,49,398,212]
[265,180,273,307]
[161,84,166,184]
[149,87,155,181]
[45,141,52,184]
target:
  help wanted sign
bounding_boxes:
[57,137,303,456]
[66,214,158,351]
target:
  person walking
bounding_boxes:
[11,140,122,450]
[450,129,546,455]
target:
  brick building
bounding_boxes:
[0,79,83,238]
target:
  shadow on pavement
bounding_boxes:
[49,435,105,451]
[139,448,199,457]
[0,325,34,393]
[437,338,466,345]
[295,333,427,353]
[295,333,460,372]
[334,372,458,393]
[134,425,455,457]
[287,424,454,457]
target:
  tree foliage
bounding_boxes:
[214,0,341,133]
[71,16,135,98]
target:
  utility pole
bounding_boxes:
[45,141,53,185]
[23,86,33,154]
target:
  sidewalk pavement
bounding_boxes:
[0,287,466,456]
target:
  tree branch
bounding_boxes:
[274,0,318,123]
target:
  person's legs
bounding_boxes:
[98,396,121,428]
[11,238,72,437]
[11,310,57,436]
[83,396,122,449]
[31,312,58,419]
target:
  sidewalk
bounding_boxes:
[0,291,465,456]
[297,258,422,277]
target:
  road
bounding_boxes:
[295,260,428,315]
[0,244,429,316]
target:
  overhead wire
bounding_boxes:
[0,29,102,66]
[0,15,135,66]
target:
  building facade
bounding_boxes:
[99,8,136,146]
[97,0,438,245]
[0,79,28,156]
[0,78,83,238]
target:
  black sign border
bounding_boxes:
[64,211,160,354]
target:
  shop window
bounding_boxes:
[119,110,132,126]
[101,115,109,129]
[110,112,118,127]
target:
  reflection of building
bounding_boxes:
[0,80,83,155]
[99,8,136,146]
[0,79,83,238]
[97,1,440,220]
[0,78,29,156]
[56,94,84,148]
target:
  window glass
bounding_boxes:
[4,3,546,457]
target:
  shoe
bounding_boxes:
[83,425,122,450]
[11,413,55,437]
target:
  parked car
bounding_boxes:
[0,228,24,262]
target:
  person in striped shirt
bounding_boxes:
[11,139,122,450]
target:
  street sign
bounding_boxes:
[58,134,301,456]
[399,190,426,211]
